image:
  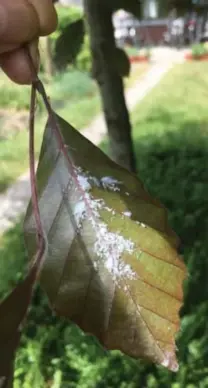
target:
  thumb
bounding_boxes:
[0,40,40,84]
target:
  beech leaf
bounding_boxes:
[54,19,85,70]
[0,266,38,388]
[24,114,186,372]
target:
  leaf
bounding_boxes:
[24,114,186,372]
[54,19,85,70]
[0,266,38,388]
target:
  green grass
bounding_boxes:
[0,222,27,295]
[0,115,43,192]
[48,70,100,129]
[0,70,100,192]
[0,64,147,193]
[0,61,208,387]
[0,72,31,110]
[131,61,208,140]
[125,63,149,88]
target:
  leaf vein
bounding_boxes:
[137,278,182,303]
[139,304,179,326]
[140,247,184,271]
[122,280,167,360]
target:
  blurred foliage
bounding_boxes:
[1,62,208,386]
[0,69,99,192]
[52,5,83,41]
[0,120,207,387]
[54,19,85,71]
[0,76,31,110]
[50,5,92,73]
[191,43,208,59]
[1,58,208,388]
[124,46,152,60]
[49,70,97,104]
[75,35,92,73]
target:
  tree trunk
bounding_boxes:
[84,0,136,173]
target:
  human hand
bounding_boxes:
[0,0,57,84]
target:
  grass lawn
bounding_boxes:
[101,61,208,251]
[0,65,146,193]
[0,62,207,387]
[100,61,208,155]
[125,63,149,88]
[132,61,208,140]
[0,70,100,192]
[130,60,208,243]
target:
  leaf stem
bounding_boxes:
[28,80,47,275]
[25,47,94,219]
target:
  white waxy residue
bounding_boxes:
[76,167,122,192]
[94,221,135,281]
[161,351,179,372]
[100,176,122,191]
[74,167,136,282]
[123,211,132,218]
[74,200,86,227]
[77,174,91,191]
[136,221,147,228]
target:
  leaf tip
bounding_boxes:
[161,351,179,372]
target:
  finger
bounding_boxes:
[0,0,39,48]
[29,0,57,35]
[0,40,39,84]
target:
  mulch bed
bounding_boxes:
[185,53,208,61]
[129,56,149,63]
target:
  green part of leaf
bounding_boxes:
[54,19,85,70]
[24,114,186,373]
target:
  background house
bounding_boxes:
[58,0,83,6]
[56,1,208,46]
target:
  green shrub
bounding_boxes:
[191,43,208,59]
[52,5,83,41]
[124,45,139,57]
[76,35,92,73]
[124,45,151,59]
[48,70,97,109]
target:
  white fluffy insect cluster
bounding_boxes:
[74,167,136,282]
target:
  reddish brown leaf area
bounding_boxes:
[24,114,187,372]
[0,266,38,388]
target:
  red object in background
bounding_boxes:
[129,56,149,63]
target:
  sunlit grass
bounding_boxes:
[0,64,147,193]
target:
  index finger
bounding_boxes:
[0,0,57,48]
[29,0,57,36]
[0,0,39,46]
